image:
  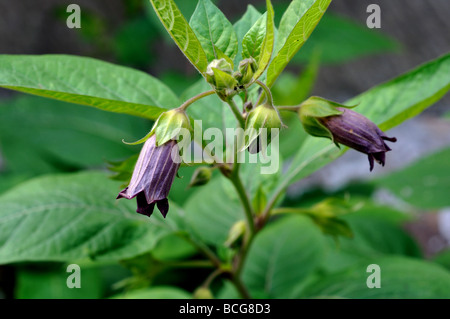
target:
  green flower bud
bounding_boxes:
[298,96,346,140]
[205,58,233,85]
[225,220,246,247]
[152,108,191,146]
[193,287,214,299]
[243,103,282,153]
[205,59,238,100]
[235,57,258,86]
[188,166,213,188]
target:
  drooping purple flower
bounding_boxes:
[319,107,397,171]
[117,134,180,218]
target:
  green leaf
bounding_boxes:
[0,172,183,264]
[375,147,450,209]
[0,55,180,120]
[242,0,275,80]
[254,0,275,80]
[267,0,332,87]
[184,178,242,246]
[0,96,150,174]
[242,215,326,298]
[292,13,400,65]
[282,53,450,188]
[299,256,450,298]
[149,0,208,74]
[15,265,102,299]
[233,5,263,65]
[112,286,191,299]
[189,0,238,62]
[319,204,422,273]
[242,14,267,62]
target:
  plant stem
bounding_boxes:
[165,260,215,268]
[202,268,225,289]
[229,169,255,236]
[255,80,274,106]
[277,105,301,112]
[226,98,246,128]
[232,276,252,299]
[184,234,222,269]
[179,90,215,111]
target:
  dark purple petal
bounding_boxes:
[156,199,169,218]
[136,192,155,217]
[116,134,180,218]
[319,107,396,171]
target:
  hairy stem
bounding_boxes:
[255,80,274,106]
[179,90,215,111]
[226,98,246,128]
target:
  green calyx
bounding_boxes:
[298,96,355,140]
[243,103,282,151]
[235,57,258,86]
[152,108,192,146]
[205,58,238,101]
[189,166,213,188]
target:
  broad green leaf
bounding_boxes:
[149,0,208,73]
[0,172,183,264]
[0,96,150,174]
[375,148,450,209]
[189,0,238,62]
[320,207,422,273]
[184,178,242,246]
[233,5,263,65]
[267,0,332,87]
[254,0,275,80]
[242,14,267,62]
[292,13,399,65]
[15,265,102,299]
[112,286,191,299]
[0,55,180,120]
[298,256,450,298]
[242,0,275,80]
[242,215,326,298]
[281,53,450,189]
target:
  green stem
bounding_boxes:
[179,90,215,111]
[184,234,222,269]
[232,276,252,299]
[229,170,255,236]
[226,98,246,128]
[255,80,274,106]
[277,105,301,112]
[164,260,215,268]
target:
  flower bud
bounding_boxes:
[225,220,246,247]
[235,57,258,86]
[243,103,282,154]
[205,59,238,100]
[298,96,397,171]
[188,166,213,188]
[152,108,191,146]
[193,287,214,299]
